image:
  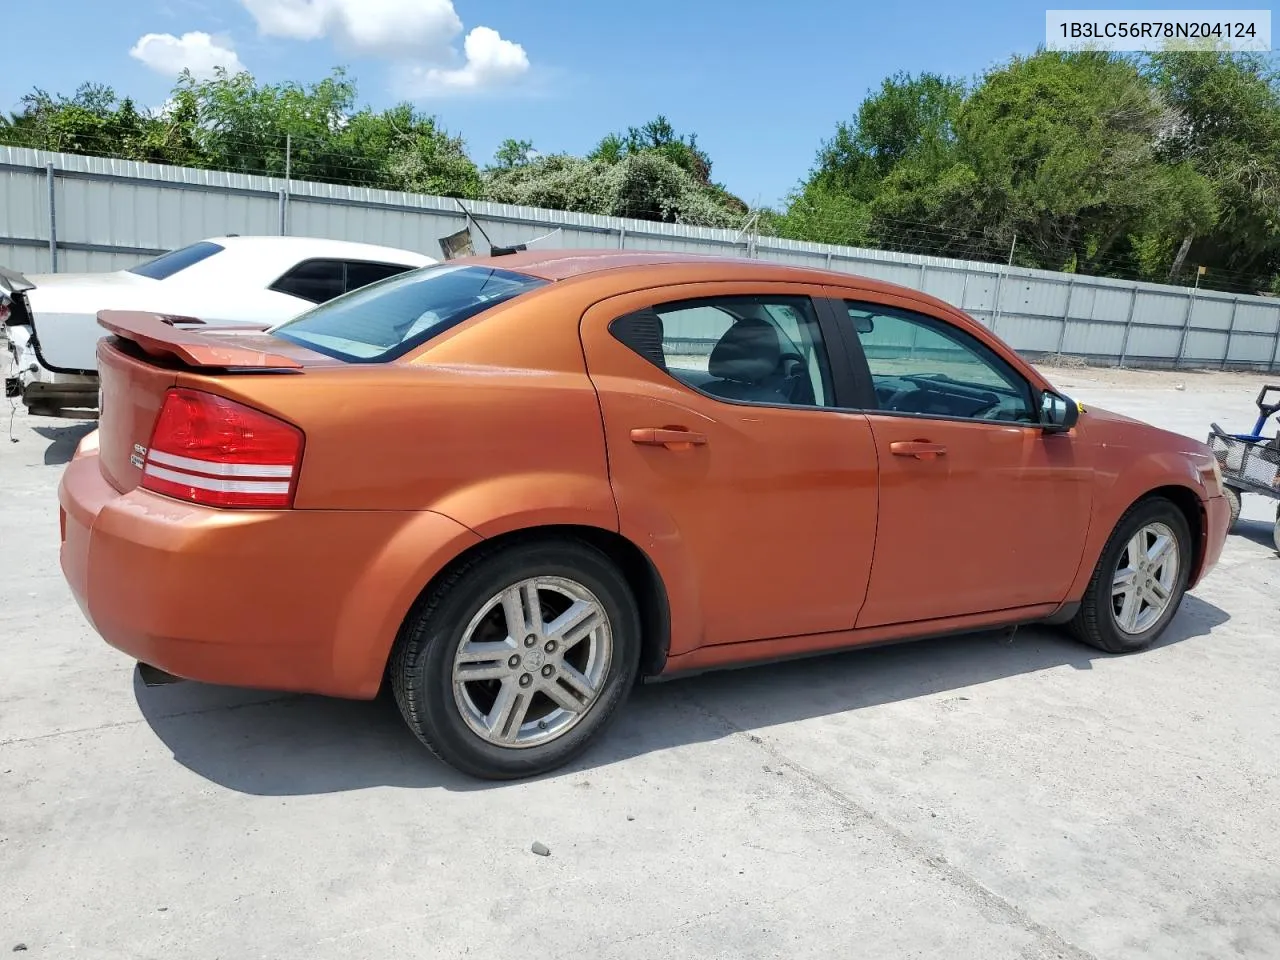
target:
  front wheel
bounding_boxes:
[1069,498,1192,654]
[390,539,641,780]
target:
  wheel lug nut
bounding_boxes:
[508,655,521,669]
[541,665,554,678]
[524,634,537,647]
[544,640,557,653]
[519,673,532,688]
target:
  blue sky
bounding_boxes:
[1,0,1165,207]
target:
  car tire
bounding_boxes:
[1224,485,1242,530]
[390,538,641,780]
[1069,497,1192,655]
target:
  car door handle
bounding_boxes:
[890,440,947,459]
[630,428,708,449]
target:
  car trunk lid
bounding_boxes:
[17,270,155,371]
[95,310,325,493]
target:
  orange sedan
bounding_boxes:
[57,251,1230,779]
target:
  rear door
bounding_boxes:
[580,281,879,648]
[828,294,1093,627]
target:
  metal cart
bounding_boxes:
[1207,385,1280,552]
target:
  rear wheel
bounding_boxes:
[1224,485,1242,530]
[1069,498,1192,654]
[390,539,641,779]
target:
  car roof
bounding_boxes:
[457,248,957,313]
[209,235,437,267]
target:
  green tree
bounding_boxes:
[492,138,535,169]
[776,72,962,247]
[1144,51,1280,287]
[781,52,1232,284]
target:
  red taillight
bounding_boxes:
[140,388,303,509]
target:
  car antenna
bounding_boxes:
[454,199,524,257]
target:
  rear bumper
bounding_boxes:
[1193,493,1230,588]
[5,324,98,416]
[59,447,481,698]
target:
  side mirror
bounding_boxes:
[1039,390,1079,433]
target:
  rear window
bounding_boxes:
[268,264,547,362]
[128,241,225,280]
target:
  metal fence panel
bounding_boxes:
[1234,302,1280,335]
[1125,324,1185,360]
[1227,332,1272,364]
[1190,295,1236,332]
[3,145,1280,369]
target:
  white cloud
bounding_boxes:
[238,0,530,95]
[130,31,246,79]
[239,0,461,59]
[402,27,530,96]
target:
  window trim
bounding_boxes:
[608,292,858,412]
[833,298,1040,428]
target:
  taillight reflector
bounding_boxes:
[140,388,303,509]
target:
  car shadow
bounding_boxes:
[134,594,1230,796]
[32,421,96,465]
[1233,518,1277,551]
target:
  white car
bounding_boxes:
[1,235,436,417]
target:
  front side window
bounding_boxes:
[270,264,546,362]
[612,295,834,408]
[127,241,224,280]
[843,302,1035,423]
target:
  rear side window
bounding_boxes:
[345,260,413,291]
[271,259,416,304]
[270,264,546,362]
[270,260,346,304]
[128,241,224,280]
[612,295,835,408]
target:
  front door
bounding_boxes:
[579,282,878,648]
[831,297,1094,628]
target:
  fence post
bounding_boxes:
[278,188,288,236]
[1221,297,1240,370]
[1174,285,1199,369]
[617,225,626,249]
[45,162,58,273]
[1055,278,1076,357]
[1269,311,1280,373]
[825,251,833,271]
[918,263,927,291]
[1117,286,1139,367]
[990,266,1007,332]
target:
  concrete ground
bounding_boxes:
[2,362,1278,959]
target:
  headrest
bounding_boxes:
[708,318,780,383]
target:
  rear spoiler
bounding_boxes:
[98,310,303,370]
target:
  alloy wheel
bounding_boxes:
[1111,521,1180,635]
[451,576,613,748]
